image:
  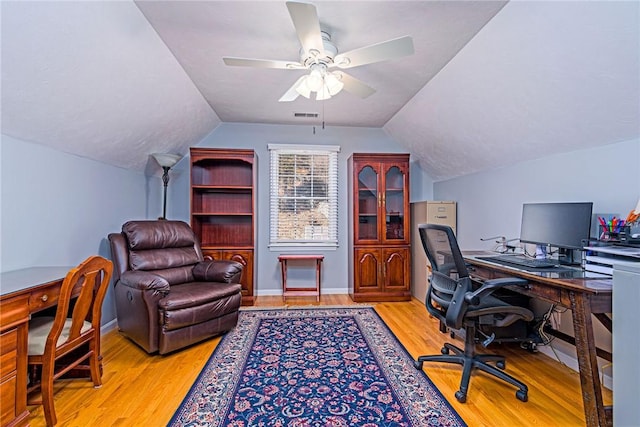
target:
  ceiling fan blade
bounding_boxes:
[223,57,304,70]
[333,36,414,69]
[279,75,308,102]
[337,72,376,99]
[286,1,325,57]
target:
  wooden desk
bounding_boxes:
[464,252,612,427]
[0,266,73,427]
[278,254,323,302]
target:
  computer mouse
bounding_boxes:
[632,233,640,238]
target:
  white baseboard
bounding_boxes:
[537,344,612,391]
[256,288,349,296]
[101,318,118,334]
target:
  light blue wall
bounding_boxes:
[168,123,430,295]
[434,138,639,250]
[0,134,158,324]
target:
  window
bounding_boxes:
[269,144,340,248]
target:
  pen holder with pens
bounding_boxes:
[597,215,632,243]
[599,225,631,242]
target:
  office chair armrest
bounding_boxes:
[465,277,528,306]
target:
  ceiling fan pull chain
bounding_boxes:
[322,86,325,130]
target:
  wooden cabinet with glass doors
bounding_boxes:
[190,148,256,305]
[348,153,411,302]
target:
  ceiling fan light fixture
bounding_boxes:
[325,72,344,96]
[316,86,331,101]
[295,76,312,98]
[305,68,324,91]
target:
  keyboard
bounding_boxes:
[479,255,560,269]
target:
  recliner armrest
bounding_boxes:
[465,277,528,306]
[193,260,243,283]
[119,271,170,292]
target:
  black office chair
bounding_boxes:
[414,223,533,403]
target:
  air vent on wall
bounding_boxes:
[294,112,319,118]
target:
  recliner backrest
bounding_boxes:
[121,220,204,285]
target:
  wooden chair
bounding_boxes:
[27,256,113,426]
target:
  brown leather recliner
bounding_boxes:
[108,220,243,355]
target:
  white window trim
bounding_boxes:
[268,143,340,249]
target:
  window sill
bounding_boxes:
[269,243,338,251]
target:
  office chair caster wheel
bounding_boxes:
[455,391,467,403]
[414,361,423,370]
[516,390,528,402]
[496,360,505,369]
[441,347,450,355]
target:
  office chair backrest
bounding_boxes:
[418,223,469,279]
[418,223,472,330]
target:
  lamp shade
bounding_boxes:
[325,72,344,96]
[294,67,345,101]
[152,153,182,168]
[316,86,331,101]
[295,76,312,99]
[305,69,324,92]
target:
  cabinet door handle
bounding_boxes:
[41,294,48,302]
[378,193,381,208]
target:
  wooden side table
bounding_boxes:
[278,254,324,302]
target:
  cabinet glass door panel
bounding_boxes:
[357,166,378,241]
[385,166,406,241]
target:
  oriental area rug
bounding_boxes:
[169,307,465,427]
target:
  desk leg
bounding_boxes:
[280,260,287,302]
[570,292,609,427]
[315,259,321,302]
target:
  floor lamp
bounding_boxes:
[151,153,182,220]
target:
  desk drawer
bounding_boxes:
[1,373,17,424]
[0,295,29,330]
[0,329,18,379]
[29,283,63,312]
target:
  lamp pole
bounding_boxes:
[160,166,171,220]
[151,153,182,220]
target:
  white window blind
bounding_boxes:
[269,144,340,248]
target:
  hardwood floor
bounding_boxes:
[26,295,611,426]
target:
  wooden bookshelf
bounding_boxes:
[190,148,256,305]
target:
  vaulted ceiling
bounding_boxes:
[2,1,638,180]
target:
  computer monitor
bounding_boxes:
[520,202,593,264]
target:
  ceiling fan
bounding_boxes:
[222,1,414,102]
